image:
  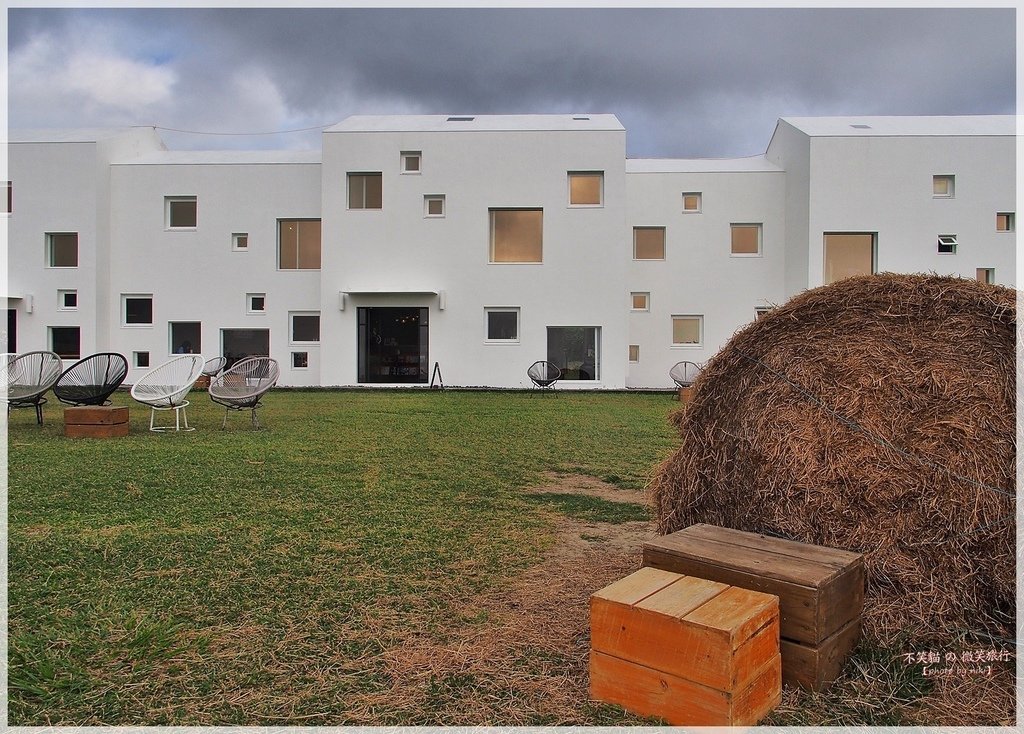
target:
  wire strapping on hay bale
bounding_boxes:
[649,273,1016,646]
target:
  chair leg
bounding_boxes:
[150,408,156,432]
[251,407,260,430]
[35,403,43,425]
[222,407,229,430]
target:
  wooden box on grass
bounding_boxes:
[590,566,781,726]
[64,406,129,438]
[643,523,864,690]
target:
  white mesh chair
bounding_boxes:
[1,353,24,392]
[5,350,64,424]
[130,355,205,432]
[669,360,702,388]
[208,356,279,429]
[201,356,227,379]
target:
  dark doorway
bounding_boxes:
[358,307,428,383]
[7,309,16,353]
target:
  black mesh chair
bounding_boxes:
[527,360,561,392]
[4,350,64,424]
[53,352,129,406]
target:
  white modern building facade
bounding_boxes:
[3,114,1015,389]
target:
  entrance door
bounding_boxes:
[358,307,428,384]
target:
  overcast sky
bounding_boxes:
[5,5,1017,158]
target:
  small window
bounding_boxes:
[976,268,995,284]
[292,351,309,369]
[490,209,543,263]
[278,219,321,270]
[568,172,603,206]
[631,292,650,311]
[58,289,78,311]
[50,326,80,360]
[122,294,153,326]
[754,306,772,320]
[170,322,201,354]
[731,223,762,256]
[933,175,955,198]
[348,173,383,210]
[401,151,421,174]
[47,233,78,267]
[291,312,321,344]
[937,234,958,254]
[628,344,640,363]
[672,315,703,346]
[166,196,198,228]
[446,116,475,122]
[996,213,1014,232]
[424,195,446,218]
[633,227,666,260]
[682,192,702,213]
[485,308,520,343]
[232,233,249,251]
[247,293,266,313]
[3,181,11,214]
[134,351,150,368]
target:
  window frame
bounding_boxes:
[671,314,704,348]
[489,208,544,264]
[424,195,446,218]
[631,292,650,311]
[933,175,955,199]
[165,196,198,229]
[121,293,154,327]
[632,226,666,261]
[58,289,78,311]
[246,293,267,314]
[682,192,702,213]
[730,223,763,257]
[49,326,81,360]
[546,325,601,382]
[976,268,995,284]
[289,311,321,345]
[134,351,150,368]
[996,212,1015,232]
[169,321,202,355]
[232,232,249,251]
[628,344,640,363]
[291,351,309,370]
[3,181,11,214]
[484,307,521,344]
[277,218,322,270]
[567,171,604,207]
[937,234,958,254]
[401,151,422,174]
[46,232,79,268]
[348,172,383,210]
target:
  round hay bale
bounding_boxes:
[650,273,1015,645]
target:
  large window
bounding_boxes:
[290,312,321,344]
[166,196,197,228]
[348,173,383,209]
[672,315,702,346]
[547,326,600,381]
[222,328,269,368]
[633,227,665,260]
[485,307,520,342]
[824,232,876,284]
[122,294,153,326]
[170,322,201,354]
[50,326,80,360]
[490,209,543,263]
[731,223,762,256]
[47,233,78,267]
[278,219,321,270]
[568,172,603,206]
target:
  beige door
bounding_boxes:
[824,233,875,284]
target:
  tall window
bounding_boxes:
[633,227,666,260]
[166,196,198,228]
[547,326,599,381]
[50,326,81,360]
[824,232,876,284]
[568,172,603,206]
[672,315,702,346]
[47,233,78,267]
[122,294,153,326]
[490,209,543,263]
[730,223,762,256]
[348,173,383,209]
[278,219,321,270]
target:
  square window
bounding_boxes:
[568,172,603,206]
[976,268,995,284]
[58,289,78,310]
[682,192,702,213]
[755,306,772,320]
[278,219,321,269]
[628,344,640,362]
[292,351,309,369]
[547,326,599,381]
[122,294,153,326]
[50,326,80,360]
[401,151,421,174]
[490,209,543,263]
[424,195,446,218]
[291,312,321,343]
[937,234,958,254]
[933,175,955,198]
[824,232,876,284]
[232,232,249,251]
[134,351,150,368]
[485,308,520,342]
[633,227,666,260]
[631,292,650,311]
[47,233,78,267]
[731,223,762,256]
[247,293,266,313]
[672,315,702,346]
[348,173,383,209]
[996,212,1014,232]
[170,322,201,354]
[166,196,198,228]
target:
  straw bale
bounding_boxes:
[650,273,1016,645]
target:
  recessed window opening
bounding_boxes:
[122,294,153,326]
[47,233,78,267]
[222,328,269,369]
[933,175,955,198]
[547,326,600,381]
[631,292,650,311]
[485,308,520,342]
[446,116,475,122]
[633,227,666,260]
[232,233,249,250]
[166,196,197,228]
[401,151,421,173]
[247,293,266,313]
[672,315,703,346]
[134,351,150,368]
[291,312,321,344]
[996,212,1014,232]
[348,173,383,209]
[824,232,876,284]
[50,326,80,360]
[292,351,309,369]
[278,219,321,269]
[568,172,603,206]
[3,181,11,214]
[937,234,958,254]
[682,193,702,213]
[976,268,995,284]
[731,223,762,256]
[58,290,78,310]
[628,344,640,362]
[170,322,201,354]
[424,195,445,217]
[490,209,543,263]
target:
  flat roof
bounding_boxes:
[780,115,1016,138]
[8,127,145,144]
[112,150,321,166]
[626,155,782,174]
[326,113,624,133]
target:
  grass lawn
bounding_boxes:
[7,388,679,725]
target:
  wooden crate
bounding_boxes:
[590,566,781,726]
[677,386,694,403]
[643,523,864,690]
[64,406,129,438]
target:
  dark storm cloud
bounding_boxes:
[7,7,1015,157]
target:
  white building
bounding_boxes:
[4,114,1015,389]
